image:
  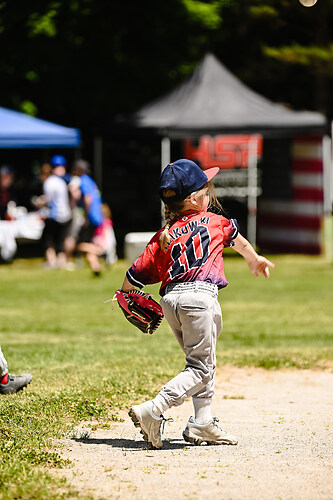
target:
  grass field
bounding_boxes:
[0,255,332,499]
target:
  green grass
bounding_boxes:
[0,255,332,498]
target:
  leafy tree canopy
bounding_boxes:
[0,0,332,128]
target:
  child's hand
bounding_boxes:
[248,255,275,278]
[232,234,275,278]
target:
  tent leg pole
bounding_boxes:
[161,136,170,171]
[247,136,258,248]
[161,137,170,225]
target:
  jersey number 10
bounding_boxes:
[169,226,211,279]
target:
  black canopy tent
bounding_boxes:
[132,53,326,140]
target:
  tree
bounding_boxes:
[0,0,227,127]
[208,0,333,117]
[1,0,332,128]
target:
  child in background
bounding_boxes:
[0,165,16,220]
[92,203,117,265]
[121,159,274,449]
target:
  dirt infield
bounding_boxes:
[55,367,333,500]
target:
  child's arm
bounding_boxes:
[232,233,275,278]
[121,276,135,292]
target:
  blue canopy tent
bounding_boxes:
[0,106,81,148]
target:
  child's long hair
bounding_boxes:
[159,182,223,250]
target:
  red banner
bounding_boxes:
[184,135,263,169]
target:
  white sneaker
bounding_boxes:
[129,401,165,449]
[183,416,238,445]
[0,373,32,395]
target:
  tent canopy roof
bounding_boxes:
[133,53,326,137]
[0,106,81,148]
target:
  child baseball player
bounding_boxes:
[121,159,274,449]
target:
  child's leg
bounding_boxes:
[191,334,218,423]
[192,397,212,424]
[129,289,225,448]
[154,291,222,410]
[0,346,8,378]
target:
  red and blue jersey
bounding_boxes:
[126,210,238,296]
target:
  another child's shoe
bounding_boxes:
[183,416,238,445]
[128,401,165,449]
[0,373,32,395]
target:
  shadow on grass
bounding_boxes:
[72,436,190,451]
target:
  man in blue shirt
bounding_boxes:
[71,159,104,276]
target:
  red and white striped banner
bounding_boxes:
[258,136,323,254]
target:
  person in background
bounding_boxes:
[0,346,32,395]
[39,159,72,269]
[71,159,104,276]
[50,155,71,184]
[40,163,52,183]
[31,163,52,213]
[49,155,83,268]
[92,202,118,265]
[0,165,16,220]
[63,175,85,269]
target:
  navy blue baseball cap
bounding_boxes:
[159,159,219,203]
[51,155,67,167]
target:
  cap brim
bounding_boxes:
[204,167,220,182]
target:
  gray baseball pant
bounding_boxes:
[158,282,222,409]
[0,346,8,377]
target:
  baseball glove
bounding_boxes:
[115,289,163,334]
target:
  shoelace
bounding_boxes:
[104,295,117,303]
[211,417,231,435]
[160,415,174,434]
[104,294,117,307]
[212,417,221,428]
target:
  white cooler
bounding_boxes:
[124,232,156,262]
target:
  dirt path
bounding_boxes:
[55,367,333,500]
